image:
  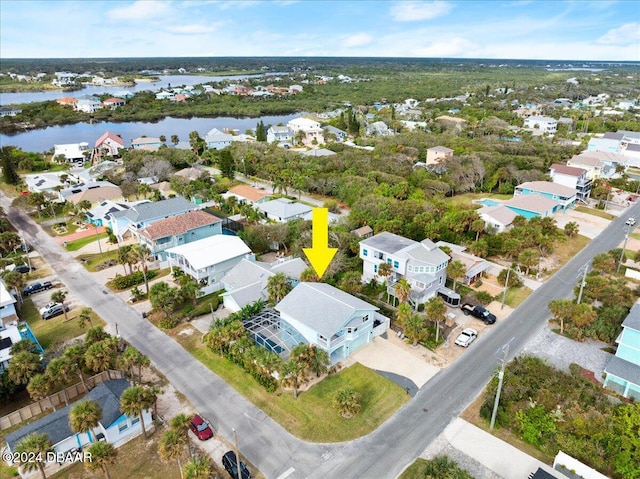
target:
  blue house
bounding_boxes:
[514,181,577,212]
[205,128,233,150]
[138,209,223,261]
[603,303,640,400]
[131,137,162,150]
[5,379,152,458]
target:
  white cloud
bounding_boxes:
[165,23,220,34]
[390,1,453,22]
[344,33,373,47]
[218,1,259,10]
[107,0,172,20]
[597,22,640,45]
[411,37,477,57]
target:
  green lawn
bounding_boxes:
[504,286,533,308]
[21,298,105,351]
[178,331,409,442]
[63,232,109,251]
[574,205,615,220]
[446,192,512,208]
[77,250,120,272]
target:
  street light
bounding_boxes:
[617,223,631,274]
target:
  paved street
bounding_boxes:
[4,192,639,479]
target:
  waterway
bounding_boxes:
[0,114,301,153]
[0,73,281,106]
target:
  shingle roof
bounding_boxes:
[622,302,640,332]
[222,257,306,292]
[257,198,312,219]
[67,186,123,205]
[227,185,271,203]
[550,164,586,177]
[360,232,417,255]
[406,239,449,265]
[505,195,559,215]
[120,197,195,223]
[478,204,518,225]
[605,355,640,387]
[5,379,130,451]
[140,210,220,240]
[516,181,577,198]
[94,131,124,148]
[275,283,378,338]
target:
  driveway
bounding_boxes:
[552,209,610,239]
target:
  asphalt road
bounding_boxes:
[4,192,638,479]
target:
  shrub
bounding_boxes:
[109,270,158,290]
[333,386,362,418]
[476,291,494,305]
[159,316,180,329]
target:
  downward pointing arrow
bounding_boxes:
[303,208,337,278]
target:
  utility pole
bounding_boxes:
[617,225,630,274]
[500,268,511,310]
[576,262,590,304]
[233,427,240,478]
[490,339,513,430]
[94,223,103,257]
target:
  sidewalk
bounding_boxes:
[421,418,563,479]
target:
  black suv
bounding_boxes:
[222,451,251,479]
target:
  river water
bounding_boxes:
[0,114,301,153]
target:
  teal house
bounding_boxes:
[514,181,577,212]
[603,302,640,400]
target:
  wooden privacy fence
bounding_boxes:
[0,370,124,430]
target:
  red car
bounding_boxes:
[189,414,214,441]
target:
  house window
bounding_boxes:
[363,249,368,256]
[393,261,399,269]
[118,422,128,433]
[439,276,443,285]
[408,265,413,272]
[387,258,392,264]
[373,264,378,273]
[131,416,140,425]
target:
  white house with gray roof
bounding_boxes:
[221,257,307,312]
[275,282,387,363]
[359,232,450,307]
[4,379,152,460]
[108,196,195,241]
[267,126,294,145]
[514,181,577,211]
[205,128,233,150]
[603,302,640,400]
[257,198,312,223]
[477,204,517,233]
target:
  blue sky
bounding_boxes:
[1,1,638,60]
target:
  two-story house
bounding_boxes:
[287,118,324,146]
[205,128,233,150]
[603,302,640,400]
[131,137,162,150]
[359,232,450,307]
[53,142,90,164]
[138,210,222,261]
[426,146,454,166]
[514,181,577,212]
[93,131,124,162]
[549,164,592,202]
[108,196,195,242]
[266,126,294,145]
[523,115,557,135]
[75,95,102,113]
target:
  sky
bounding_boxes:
[1,0,639,61]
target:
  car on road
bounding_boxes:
[14,265,35,274]
[222,450,252,479]
[454,328,478,347]
[625,217,636,226]
[41,303,68,320]
[461,303,496,325]
[189,414,214,441]
[23,281,53,296]
[39,302,59,315]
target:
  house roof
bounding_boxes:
[622,303,640,332]
[626,144,640,152]
[269,126,292,134]
[478,204,518,226]
[427,146,453,153]
[568,155,604,168]
[524,115,557,123]
[86,200,129,221]
[605,355,640,389]
[504,195,559,215]
[95,131,124,148]
[603,132,625,140]
[140,210,220,240]
[550,164,586,177]
[324,125,346,135]
[131,137,161,145]
[174,167,205,181]
[516,181,577,198]
[166,235,252,271]
[5,379,131,451]
[114,197,195,223]
[205,128,233,143]
[67,186,123,205]
[435,115,467,124]
[406,239,450,265]
[257,199,312,220]
[222,257,306,292]
[300,148,337,157]
[351,225,373,237]
[275,282,378,338]
[60,181,118,199]
[227,185,271,203]
[360,232,417,255]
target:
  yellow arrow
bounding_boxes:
[303,208,337,278]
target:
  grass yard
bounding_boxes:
[77,250,120,272]
[63,232,109,251]
[547,234,591,274]
[446,192,512,208]
[177,329,409,442]
[51,431,182,479]
[504,285,533,308]
[574,205,615,220]
[21,299,105,351]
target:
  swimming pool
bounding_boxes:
[478,199,500,207]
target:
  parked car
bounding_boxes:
[14,265,34,274]
[39,302,59,315]
[626,217,636,226]
[222,451,252,479]
[454,328,478,347]
[23,282,53,296]
[189,414,214,441]
[42,303,68,320]
[461,303,496,325]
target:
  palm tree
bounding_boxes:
[447,260,466,292]
[85,441,118,479]
[7,350,42,386]
[303,344,330,377]
[117,345,150,384]
[64,344,88,392]
[279,357,307,399]
[78,307,94,328]
[564,221,579,238]
[14,433,53,479]
[518,248,539,276]
[131,243,153,294]
[27,373,53,404]
[332,387,361,418]
[69,399,102,442]
[120,385,154,440]
[171,134,179,145]
[424,296,447,343]
[403,312,427,346]
[393,278,411,306]
[471,218,485,241]
[183,455,216,479]
[159,428,188,479]
[267,272,291,306]
[299,268,319,282]
[377,261,392,281]
[84,338,119,373]
[2,270,25,303]
[51,290,69,321]
[138,182,151,200]
[46,356,73,405]
[170,413,193,451]
[548,298,574,335]
[178,275,201,306]
[117,244,134,274]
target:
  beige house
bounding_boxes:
[426,146,454,165]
